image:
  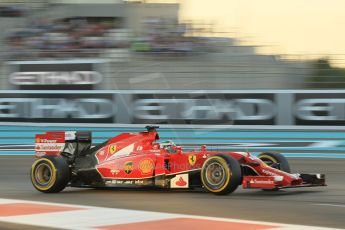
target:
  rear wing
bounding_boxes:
[35,131,77,157]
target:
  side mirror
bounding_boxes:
[201,145,206,152]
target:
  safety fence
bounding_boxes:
[1,124,344,158]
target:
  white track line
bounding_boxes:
[0,198,343,230]
[312,203,345,208]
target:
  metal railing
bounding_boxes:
[1,47,345,89]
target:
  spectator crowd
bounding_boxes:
[5,16,225,59]
[5,17,129,58]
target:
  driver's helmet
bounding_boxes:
[159,140,177,153]
[159,140,176,149]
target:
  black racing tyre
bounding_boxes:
[258,152,290,191]
[30,156,70,193]
[201,155,242,195]
[257,152,291,173]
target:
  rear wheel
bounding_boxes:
[30,156,70,193]
[201,155,242,195]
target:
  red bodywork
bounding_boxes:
[35,128,326,190]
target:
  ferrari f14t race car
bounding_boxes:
[31,126,326,195]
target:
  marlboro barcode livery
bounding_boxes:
[31,126,326,194]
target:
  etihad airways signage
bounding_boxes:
[6,59,105,90]
[0,90,345,126]
[9,71,103,86]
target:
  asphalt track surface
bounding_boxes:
[0,156,344,229]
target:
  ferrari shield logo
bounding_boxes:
[109,144,117,155]
[188,154,197,166]
[124,161,133,174]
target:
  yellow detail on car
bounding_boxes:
[201,156,232,193]
[31,158,57,191]
[259,154,278,167]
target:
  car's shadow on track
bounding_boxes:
[58,187,324,198]
[234,189,323,197]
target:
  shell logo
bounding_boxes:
[139,159,154,174]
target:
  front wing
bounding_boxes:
[242,173,326,189]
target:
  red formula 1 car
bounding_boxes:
[31,126,326,195]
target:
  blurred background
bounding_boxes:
[1,2,345,229]
[1,0,345,90]
[0,0,345,127]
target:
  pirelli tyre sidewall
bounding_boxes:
[30,156,70,193]
[257,152,291,173]
[201,155,242,195]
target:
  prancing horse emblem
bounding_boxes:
[188,154,196,166]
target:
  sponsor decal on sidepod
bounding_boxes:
[171,174,189,188]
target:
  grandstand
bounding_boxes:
[0,0,311,89]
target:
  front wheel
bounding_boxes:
[258,152,290,191]
[30,156,70,193]
[201,155,242,195]
[257,152,291,173]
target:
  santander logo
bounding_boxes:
[175,177,187,187]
